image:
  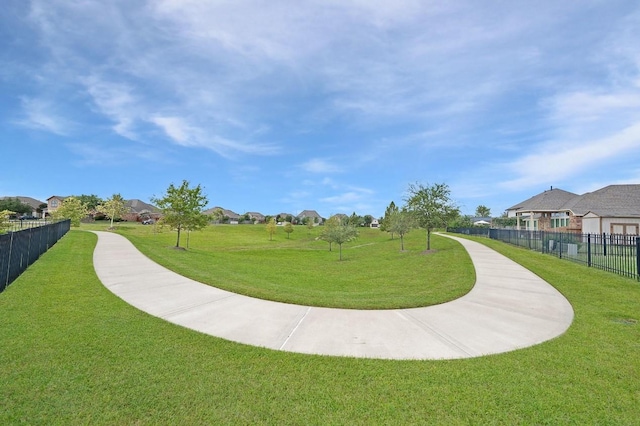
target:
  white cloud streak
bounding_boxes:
[16,97,72,135]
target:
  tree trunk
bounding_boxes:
[176,226,181,247]
[426,229,431,250]
[401,234,404,251]
[339,243,343,260]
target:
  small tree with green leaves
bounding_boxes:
[321,216,359,261]
[266,217,277,241]
[0,210,14,234]
[152,180,209,248]
[320,215,341,251]
[74,194,104,211]
[475,205,491,217]
[96,193,130,229]
[326,223,359,261]
[388,210,416,251]
[284,222,294,239]
[405,182,459,251]
[210,207,224,224]
[52,196,88,227]
[381,201,399,238]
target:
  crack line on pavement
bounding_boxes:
[279,307,312,350]
[396,311,476,357]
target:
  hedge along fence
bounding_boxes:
[0,219,71,293]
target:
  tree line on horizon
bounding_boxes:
[36,180,507,256]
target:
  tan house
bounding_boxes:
[297,210,323,225]
[123,199,161,222]
[506,185,640,235]
[46,196,68,215]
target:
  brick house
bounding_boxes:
[506,185,640,235]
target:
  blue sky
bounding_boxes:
[2,1,640,218]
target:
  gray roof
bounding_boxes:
[0,196,46,210]
[204,207,240,219]
[568,185,640,217]
[507,188,579,212]
[125,199,160,214]
[297,210,322,219]
[508,185,640,218]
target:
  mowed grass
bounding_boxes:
[1,231,639,424]
[93,223,475,309]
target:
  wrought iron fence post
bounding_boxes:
[587,234,592,268]
[636,237,640,281]
[559,232,563,259]
[5,232,14,289]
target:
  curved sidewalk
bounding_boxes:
[92,231,573,360]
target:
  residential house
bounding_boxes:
[370,218,380,228]
[275,212,295,223]
[506,185,640,235]
[297,210,323,225]
[124,199,161,222]
[0,196,46,217]
[204,207,241,224]
[245,212,265,223]
[47,196,68,215]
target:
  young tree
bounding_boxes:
[0,210,14,234]
[320,215,341,251]
[380,201,399,238]
[388,210,416,251]
[475,205,491,217]
[52,196,88,227]
[284,222,294,239]
[96,193,130,229]
[348,212,362,226]
[324,223,359,261]
[210,207,224,224]
[405,182,459,251]
[152,180,209,248]
[306,216,315,233]
[266,217,277,241]
[74,194,104,211]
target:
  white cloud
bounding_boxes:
[500,121,640,191]
[150,115,279,157]
[17,97,72,135]
[83,76,139,140]
[299,158,342,174]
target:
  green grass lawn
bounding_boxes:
[1,230,639,424]
[89,223,475,309]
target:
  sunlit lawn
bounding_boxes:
[0,229,639,424]
[87,223,475,309]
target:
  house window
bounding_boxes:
[51,200,58,208]
[551,218,569,228]
[550,212,569,228]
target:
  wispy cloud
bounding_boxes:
[16,97,72,135]
[83,76,139,140]
[299,158,342,174]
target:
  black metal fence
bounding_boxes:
[0,219,71,293]
[448,228,640,281]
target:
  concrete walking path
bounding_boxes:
[92,231,573,360]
